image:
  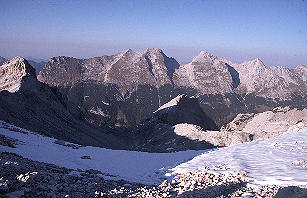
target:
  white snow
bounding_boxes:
[172,128,307,186]
[89,107,110,117]
[0,121,205,185]
[102,100,110,105]
[1,121,306,186]
[155,94,194,112]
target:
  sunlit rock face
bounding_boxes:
[38,48,179,94]
[0,56,36,93]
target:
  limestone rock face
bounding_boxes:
[173,51,235,94]
[38,56,83,87]
[233,59,307,99]
[0,57,36,92]
[222,106,307,140]
[174,51,306,99]
[38,48,179,94]
[35,49,307,99]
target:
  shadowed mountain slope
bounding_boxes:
[0,57,132,149]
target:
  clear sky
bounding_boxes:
[0,0,306,67]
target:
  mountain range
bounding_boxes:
[0,49,306,152]
[0,56,218,152]
[36,48,306,127]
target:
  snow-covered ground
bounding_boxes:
[0,121,205,185]
[172,128,307,186]
[1,121,306,187]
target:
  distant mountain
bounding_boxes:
[27,60,47,75]
[37,48,181,126]
[25,57,47,75]
[174,51,306,98]
[0,57,305,152]
[25,56,48,63]
[0,56,7,65]
[38,48,179,93]
[1,56,218,152]
[37,49,307,127]
[0,57,132,149]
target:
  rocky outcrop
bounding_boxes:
[0,57,36,92]
[151,94,217,129]
[222,106,307,140]
[172,124,252,147]
[128,95,218,152]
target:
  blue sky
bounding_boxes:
[0,0,306,67]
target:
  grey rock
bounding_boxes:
[222,106,307,140]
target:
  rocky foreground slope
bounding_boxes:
[4,152,305,198]
[145,106,306,148]
[37,49,307,127]
[1,123,306,197]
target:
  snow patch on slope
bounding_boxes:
[0,121,205,185]
[172,128,307,186]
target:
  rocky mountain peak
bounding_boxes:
[49,56,75,63]
[295,65,307,71]
[242,58,265,68]
[150,94,217,130]
[144,48,179,86]
[0,56,36,92]
[252,58,264,65]
[122,49,134,55]
[192,51,218,63]
[114,49,142,63]
[145,48,164,55]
